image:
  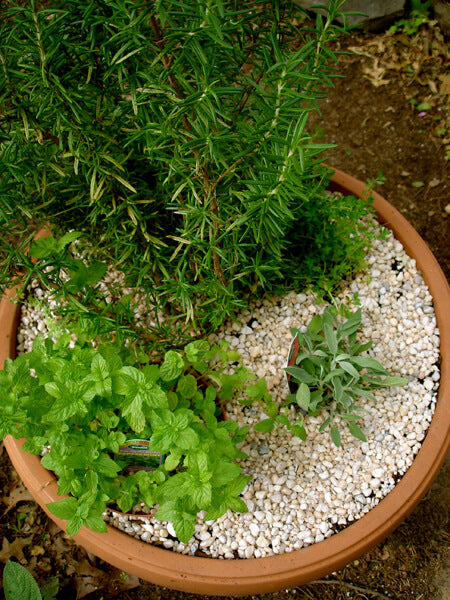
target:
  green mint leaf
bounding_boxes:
[205,386,216,403]
[228,475,251,499]
[157,473,191,502]
[71,479,83,496]
[262,397,279,418]
[173,409,191,431]
[93,454,121,478]
[227,496,248,513]
[83,470,99,495]
[40,453,58,471]
[154,500,178,523]
[122,396,146,433]
[245,378,267,400]
[141,363,160,382]
[112,368,138,395]
[211,462,241,486]
[84,513,108,533]
[205,498,229,521]
[231,424,249,445]
[184,340,210,363]
[175,427,199,450]
[66,514,84,537]
[165,452,182,471]
[136,471,159,507]
[150,431,176,455]
[226,350,241,362]
[64,263,86,292]
[21,437,47,455]
[47,497,78,521]
[188,452,211,482]
[254,418,274,433]
[290,423,307,440]
[91,353,110,379]
[171,511,197,544]
[191,481,212,508]
[90,354,112,396]
[160,351,184,382]
[117,475,140,512]
[167,390,179,411]
[117,493,136,514]
[146,386,169,409]
[44,382,61,399]
[275,414,290,428]
[119,370,168,432]
[106,430,126,453]
[29,236,57,259]
[177,374,197,399]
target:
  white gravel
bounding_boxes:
[16,221,440,559]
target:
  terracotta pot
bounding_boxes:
[1,168,449,596]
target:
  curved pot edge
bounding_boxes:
[1,168,449,595]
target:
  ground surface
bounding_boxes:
[1,16,449,600]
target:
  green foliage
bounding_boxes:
[0,332,255,543]
[0,0,373,330]
[3,560,42,600]
[239,304,407,447]
[411,0,432,17]
[388,0,431,35]
[5,231,192,352]
[283,306,408,446]
[243,377,308,441]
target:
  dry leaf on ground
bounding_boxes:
[0,536,33,563]
[74,559,140,599]
[2,480,35,515]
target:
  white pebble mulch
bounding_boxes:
[16,222,440,559]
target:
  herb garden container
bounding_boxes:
[1,168,449,596]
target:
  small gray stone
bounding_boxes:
[258,442,270,455]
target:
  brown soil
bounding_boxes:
[1,18,449,600]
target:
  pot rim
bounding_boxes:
[2,168,449,595]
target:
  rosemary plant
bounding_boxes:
[0,0,373,333]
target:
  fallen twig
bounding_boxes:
[306,579,393,599]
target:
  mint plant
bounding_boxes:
[243,377,308,441]
[283,306,408,447]
[0,0,374,332]
[0,333,254,543]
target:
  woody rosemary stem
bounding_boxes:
[150,13,227,288]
